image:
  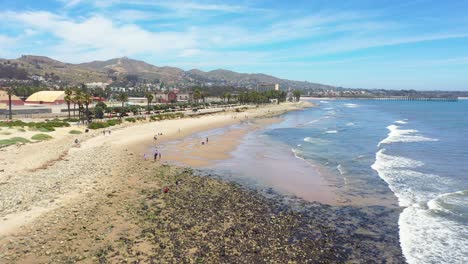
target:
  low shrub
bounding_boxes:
[31,133,53,141]
[62,118,80,122]
[38,127,55,132]
[106,119,122,126]
[17,128,26,132]
[88,122,109,130]
[125,117,136,123]
[0,137,30,147]
[69,130,83,134]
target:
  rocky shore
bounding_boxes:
[0,159,404,263]
[0,102,405,263]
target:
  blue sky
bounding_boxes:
[1,0,468,90]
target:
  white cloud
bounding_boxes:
[72,0,253,13]
[0,35,17,58]
[0,11,199,62]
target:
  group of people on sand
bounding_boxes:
[102,129,111,136]
[153,132,163,141]
[143,131,164,161]
[143,150,162,161]
[201,137,209,145]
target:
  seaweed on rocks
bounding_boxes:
[0,163,405,263]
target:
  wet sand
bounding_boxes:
[152,117,340,205]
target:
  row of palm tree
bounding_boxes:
[64,88,94,122]
[221,92,233,103]
[193,89,209,103]
[238,90,287,104]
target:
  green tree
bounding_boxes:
[83,92,93,122]
[94,101,107,119]
[4,87,13,120]
[293,90,301,102]
[64,88,73,118]
[193,89,202,103]
[145,93,154,111]
[225,92,232,103]
[118,92,128,108]
[73,90,84,123]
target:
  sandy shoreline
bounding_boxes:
[0,102,313,236]
[0,101,405,262]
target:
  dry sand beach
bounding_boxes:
[0,101,404,263]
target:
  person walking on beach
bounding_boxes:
[154,151,158,161]
[206,137,209,144]
[144,153,148,160]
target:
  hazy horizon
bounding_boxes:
[1,0,468,90]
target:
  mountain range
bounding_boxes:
[0,55,335,90]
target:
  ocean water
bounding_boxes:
[213,99,468,263]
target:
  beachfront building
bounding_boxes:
[256,83,280,92]
[177,93,193,102]
[154,91,177,103]
[25,91,66,105]
[0,90,24,106]
[127,97,147,105]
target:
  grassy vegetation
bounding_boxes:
[0,120,70,134]
[31,133,53,141]
[69,130,83,134]
[0,132,12,135]
[17,128,26,132]
[0,137,31,147]
[38,127,55,132]
[88,119,122,130]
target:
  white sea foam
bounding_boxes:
[319,100,329,104]
[371,149,466,263]
[346,122,355,126]
[308,119,321,124]
[324,130,338,134]
[395,120,408,124]
[377,124,438,147]
[324,107,333,110]
[427,190,468,215]
[399,205,468,264]
[303,137,327,144]
[344,103,359,108]
[337,164,346,175]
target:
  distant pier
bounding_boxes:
[304,96,459,102]
[370,96,458,102]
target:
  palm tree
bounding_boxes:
[64,88,73,118]
[73,90,84,123]
[145,93,154,112]
[83,92,93,122]
[118,92,128,108]
[4,87,13,120]
[201,91,208,103]
[193,89,202,103]
[226,93,232,103]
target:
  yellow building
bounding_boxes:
[25,91,66,105]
